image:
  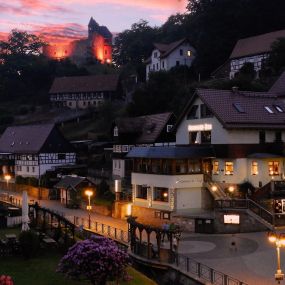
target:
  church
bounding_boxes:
[43,17,112,64]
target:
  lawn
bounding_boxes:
[0,228,156,285]
[0,253,156,285]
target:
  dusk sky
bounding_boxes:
[0,0,188,44]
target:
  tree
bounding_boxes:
[0,29,46,57]
[262,37,285,76]
[57,236,130,285]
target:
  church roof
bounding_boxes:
[230,29,285,59]
[49,74,119,94]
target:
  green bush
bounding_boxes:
[18,230,40,259]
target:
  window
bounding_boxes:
[32,166,35,173]
[187,105,198,119]
[274,105,284,112]
[213,161,219,174]
[175,160,187,174]
[156,63,159,70]
[167,125,173,132]
[189,131,198,144]
[122,145,129,152]
[275,131,282,143]
[259,131,266,143]
[58,154,66,160]
[187,50,192,57]
[225,162,234,175]
[162,61,165,68]
[136,185,148,199]
[251,161,258,175]
[201,131,211,144]
[265,106,274,114]
[268,161,279,175]
[154,187,169,202]
[113,126,118,137]
[200,104,213,118]
[233,102,245,113]
[154,52,158,58]
[179,49,183,56]
[27,166,29,173]
[104,49,107,55]
[188,160,201,173]
[176,60,180,66]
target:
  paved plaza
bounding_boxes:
[1,189,284,285]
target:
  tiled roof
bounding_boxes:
[115,112,173,143]
[49,74,119,94]
[54,175,86,189]
[230,30,285,59]
[269,71,285,95]
[153,38,188,58]
[0,124,55,154]
[196,88,285,129]
[127,146,215,159]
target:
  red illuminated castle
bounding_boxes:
[43,17,112,64]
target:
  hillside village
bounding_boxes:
[1,1,285,284]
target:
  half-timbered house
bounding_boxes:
[0,124,76,180]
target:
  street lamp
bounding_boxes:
[4,174,11,189]
[268,232,285,283]
[85,190,93,229]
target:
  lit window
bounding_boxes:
[251,161,258,175]
[113,126,118,137]
[213,161,219,174]
[265,106,274,113]
[154,187,168,202]
[268,161,279,175]
[187,50,192,57]
[225,162,234,175]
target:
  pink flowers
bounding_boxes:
[57,235,130,285]
[0,275,14,285]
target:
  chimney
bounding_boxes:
[232,86,239,93]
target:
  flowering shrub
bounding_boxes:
[0,275,14,285]
[57,235,130,285]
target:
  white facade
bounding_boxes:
[132,173,204,212]
[230,53,268,78]
[112,159,125,178]
[15,152,76,178]
[146,42,196,80]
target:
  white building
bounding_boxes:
[127,86,285,224]
[0,124,76,179]
[145,39,196,80]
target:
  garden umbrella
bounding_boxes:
[21,191,30,231]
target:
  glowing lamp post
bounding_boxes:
[85,190,93,229]
[4,174,11,189]
[268,232,285,283]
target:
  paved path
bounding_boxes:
[1,189,283,284]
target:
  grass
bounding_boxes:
[0,228,157,285]
[0,253,156,285]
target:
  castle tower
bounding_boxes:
[88,17,99,40]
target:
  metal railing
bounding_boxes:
[72,216,129,244]
[175,253,248,285]
[215,198,274,225]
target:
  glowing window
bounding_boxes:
[268,161,279,175]
[225,162,234,175]
[187,50,192,57]
[213,161,219,174]
[251,161,258,175]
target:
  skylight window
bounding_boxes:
[265,106,274,114]
[233,102,245,113]
[274,105,284,113]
